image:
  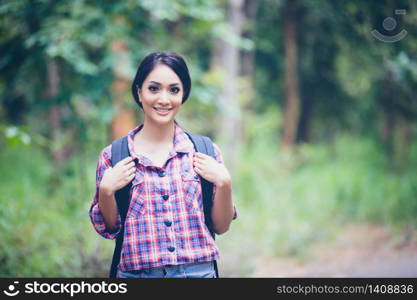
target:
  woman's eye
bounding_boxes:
[149,86,159,92]
[170,87,180,94]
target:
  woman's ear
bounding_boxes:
[137,87,142,102]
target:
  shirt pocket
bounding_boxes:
[181,168,202,213]
[126,171,146,218]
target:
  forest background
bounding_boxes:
[1,0,416,277]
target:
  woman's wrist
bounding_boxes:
[215,174,232,188]
[99,184,115,197]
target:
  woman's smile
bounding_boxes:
[153,106,173,116]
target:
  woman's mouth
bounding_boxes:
[153,107,172,116]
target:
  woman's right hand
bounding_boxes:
[99,156,136,195]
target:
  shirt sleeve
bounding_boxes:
[88,145,122,240]
[212,142,238,220]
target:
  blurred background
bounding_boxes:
[1,0,417,277]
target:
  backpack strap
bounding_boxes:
[184,132,216,238]
[109,136,131,278]
[184,132,220,278]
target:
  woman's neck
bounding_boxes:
[137,119,175,145]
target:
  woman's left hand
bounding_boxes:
[193,152,231,187]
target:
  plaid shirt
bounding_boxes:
[89,123,237,272]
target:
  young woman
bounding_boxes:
[89,51,237,278]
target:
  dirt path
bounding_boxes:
[252,222,417,277]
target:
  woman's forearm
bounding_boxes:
[210,179,234,235]
[98,187,119,232]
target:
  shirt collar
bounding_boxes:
[172,123,194,154]
[126,122,194,164]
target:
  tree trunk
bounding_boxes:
[213,0,244,172]
[380,69,395,158]
[393,116,413,170]
[110,40,136,140]
[45,58,77,165]
[240,0,257,79]
[45,58,64,164]
[240,0,257,145]
[297,84,313,143]
[282,0,301,150]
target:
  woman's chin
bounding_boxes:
[149,114,175,125]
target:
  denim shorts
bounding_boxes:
[117,261,216,278]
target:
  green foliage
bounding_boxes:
[0,127,113,277]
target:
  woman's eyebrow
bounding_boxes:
[149,80,180,86]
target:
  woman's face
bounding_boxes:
[138,64,184,125]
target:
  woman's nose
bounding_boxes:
[159,90,169,103]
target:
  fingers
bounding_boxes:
[114,157,136,178]
[122,170,136,185]
[193,160,203,168]
[127,167,136,176]
[193,152,207,159]
[122,162,136,179]
[193,153,211,167]
[120,156,135,165]
[126,160,136,172]
[115,158,135,171]
[113,157,133,168]
[125,161,135,169]
[119,172,135,188]
[193,153,214,163]
[193,154,205,164]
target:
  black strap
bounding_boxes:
[184,133,216,238]
[108,133,219,278]
[109,136,132,278]
[184,132,219,278]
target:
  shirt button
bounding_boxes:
[164,220,172,227]
[162,194,169,201]
[168,246,175,252]
[158,171,166,177]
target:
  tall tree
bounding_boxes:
[240,0,257,144]
[213,0,245,171]
[282,0,301,150]
[45,58,63,164]
[109,39,136,140]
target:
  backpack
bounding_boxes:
[109,132,219,278]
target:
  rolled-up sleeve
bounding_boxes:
[212,142,238,220]
[89,145,122,240]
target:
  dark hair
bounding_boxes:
[131,51,192,109]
